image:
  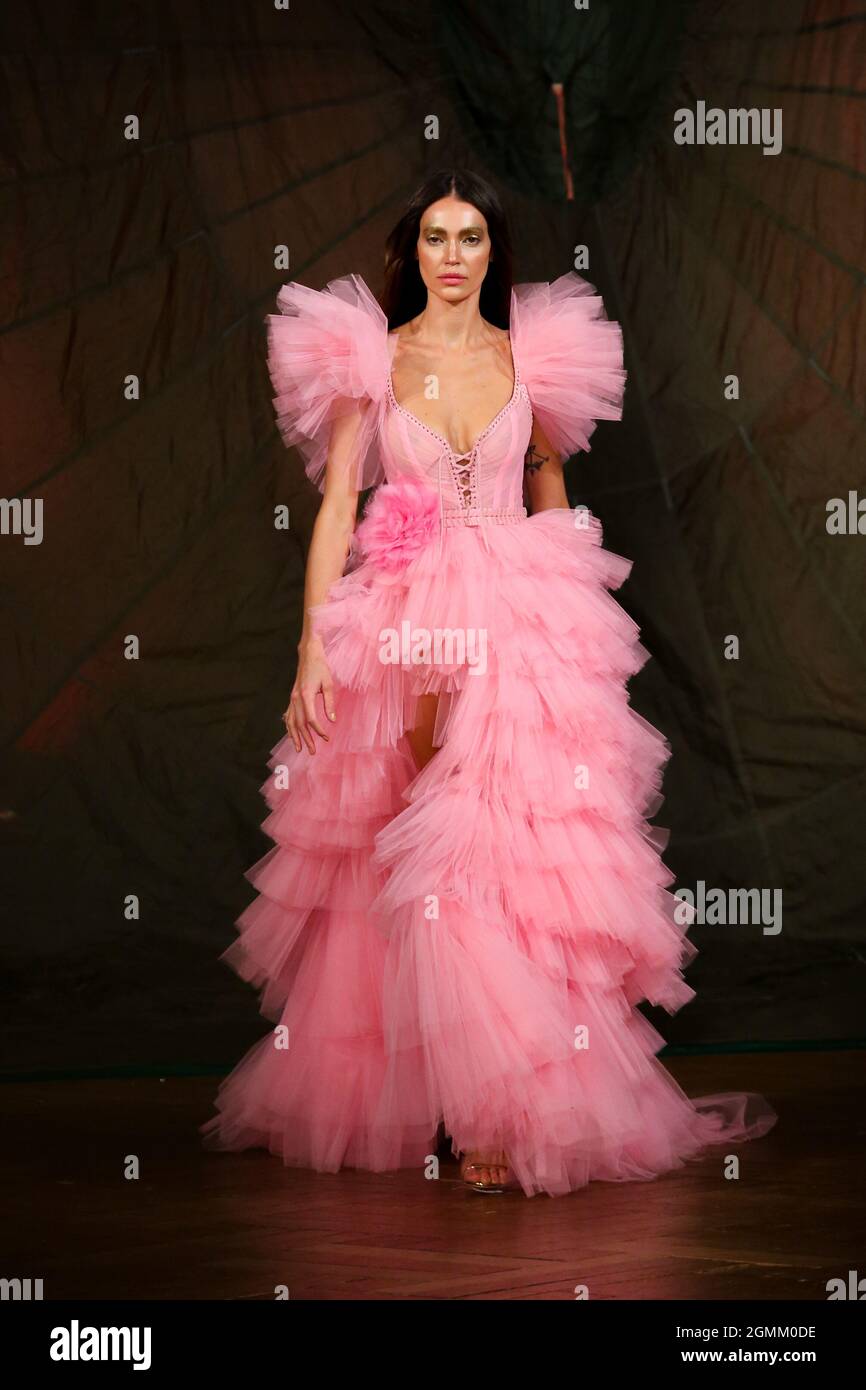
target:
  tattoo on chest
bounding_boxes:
[524,443,548,475]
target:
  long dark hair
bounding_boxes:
[381,169,514,330]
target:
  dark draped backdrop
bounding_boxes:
[2,0,864,1076]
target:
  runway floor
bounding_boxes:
[3,1048,863,1301]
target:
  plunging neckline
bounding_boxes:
[386,338,521,459]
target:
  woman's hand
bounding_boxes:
[284,635,336,754]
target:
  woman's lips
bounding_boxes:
[439,275,465,283]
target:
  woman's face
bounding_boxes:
[415,194,491,306]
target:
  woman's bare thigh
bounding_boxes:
[406,692,440,771]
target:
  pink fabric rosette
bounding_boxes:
[353,478,440,573]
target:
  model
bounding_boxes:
[201,169,777,1196]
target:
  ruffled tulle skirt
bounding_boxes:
[200,507,777,1196]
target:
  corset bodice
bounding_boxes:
[381,363,533,520]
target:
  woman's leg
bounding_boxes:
[405,693,510,1189]
[405,692,441,771]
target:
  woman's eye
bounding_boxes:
[424,233,481,245]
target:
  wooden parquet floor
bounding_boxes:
[3,1049,862,1300]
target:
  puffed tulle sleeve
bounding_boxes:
[511,271,626,459]
[265,273,390,492]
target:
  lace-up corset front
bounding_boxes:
[382,358,532,530]
[449,449,475,509]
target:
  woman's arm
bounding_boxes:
[286,410,361,754]
[523,416,569,513]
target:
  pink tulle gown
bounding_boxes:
[199,271,777,1197]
